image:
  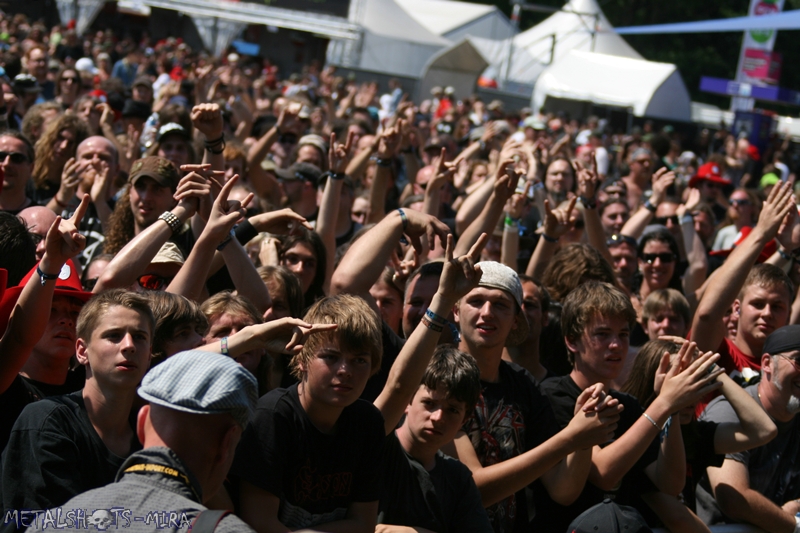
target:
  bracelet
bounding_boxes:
[660,415,673,442]
[421,315,444,333]
[778,247,793,262]
[504,215,520,228]
[204,134,225,154]
[579,196,597,209]
[220,336,229,356]
[375,157,393,168]
[531,181,545,191]
[707,362,719,377]
[36,265,59,286]
[330,171,346,181]
[396,208,409,245]
[643,200,657,213]
[158,211,182,235]
[54,196,68,209]
[541,233,558,243]
[217,226,237,251]
[642,412,665,430]
[425,308,447,326]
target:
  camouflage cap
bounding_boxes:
[129,156,181,190]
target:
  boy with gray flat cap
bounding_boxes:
[24,350,258,532]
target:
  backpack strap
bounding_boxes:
[191,510,231,532]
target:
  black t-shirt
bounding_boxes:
[230,384,385,530]
[533,375,660,532]
[378,431,492,533]
[0,369,85,452]
[461,361,560,533]
[360,320,405,403]
[683,418,723,512]
[0,389,139,514]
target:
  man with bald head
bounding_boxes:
[18,206,56,261]
[47,136,119,266]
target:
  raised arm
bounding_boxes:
[525,198,577,280]
[0,198,88,394]
[576,157,612,265]
[453,161,517,257]
[192,103,225,170]
[691,181,795,353]
[330,209,449,306]
[676,188,708,308]
[246,106,295,202]
[374,234,486,434]
[713,371,778,453]
[620,168,675,239]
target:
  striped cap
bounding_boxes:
[138,350,258,427]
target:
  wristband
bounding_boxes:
[396,209,409,245]
[217,226,238,251]
[425,308,447,325]
[220,336,229,356]
[531,181,545,191]
[375,157,393,168]
[660,415,672,443]
[421,315,444,333]
[643,200,657,213]
[204,135,225,154]
[642,412,669,431]
[36,264,59,286]
[779,247,793,262]
[330,171,346,181]
[578,196,597,209]
[541,233,558,243]
[504,215,520,228]
[159,211,182,235]
[680,214,694,225]
[794,515,800,533]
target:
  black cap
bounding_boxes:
[763,325,800,357]
[122,99,152,119]
[275,162,322,188]
[568,499,652,533]
[13,74,40,94]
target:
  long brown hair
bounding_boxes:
[620,339,678,408]
[32,112,89,188]
[103,186,135,255]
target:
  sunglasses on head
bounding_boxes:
[137,273,173,291]
[0,151,29,164]
[654,215,679,226]
[607,234,637,248]
[642,252,676,264]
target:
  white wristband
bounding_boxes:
[793,514,800,533]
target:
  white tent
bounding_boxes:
[426,0,641,95]
[532,50,692,122]
[419,39,489,100]
[328,0,451,78]
[394,0,514,41]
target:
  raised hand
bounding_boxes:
[575,155,601,200]
[88,160,112,206]
[250,208,313,235]
[494,162,520,205]
[191,103,224,141]
[567,384,622,449]
[776,197,800,252]
[542,197,578,240]
[658,343,723,412]
[53,157,86,207]
[204,174,252,245]
[377,119,404,159]
[437,233,487,303]
[256,317,338,355]
[174,169,214,220]
[756,180,795,240]
[42,195,89,268]
[400,208,450,255]
[650,167,676,206]
[676,187,701,219]
[427,147,456,194]
[328,130,354,174]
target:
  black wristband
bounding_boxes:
[542,233,558,243]
[330,171,346,181]
[579,196,597,209]
[235,219,258,245]
[375,157,393,168]
[644,200,657,213]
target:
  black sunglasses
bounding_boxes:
[654,215,679,226]
[0,151,29,164]
[607,234,637,248]
[137,273,173,291]
[83,278,98,291]
[642,252,676,264]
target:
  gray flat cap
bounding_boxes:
[139,350,258,427]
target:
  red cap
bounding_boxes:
[169,66,184,81]
[709,226,777,263]
[688,162,731,189]
[0,260,92,334]
[747,144,761,162]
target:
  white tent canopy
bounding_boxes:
[419,39,489,100]
[328,0,451,78]
[532,50,692,122]
[394,0,514,41]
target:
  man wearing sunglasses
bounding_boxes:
[688,162,730,224]
[0,130,35,214]
[697,325,800,532]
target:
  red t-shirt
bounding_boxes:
[695,337,761,416]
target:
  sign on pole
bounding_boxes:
[732,0,784,111]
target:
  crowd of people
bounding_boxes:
[0,10,799,533]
